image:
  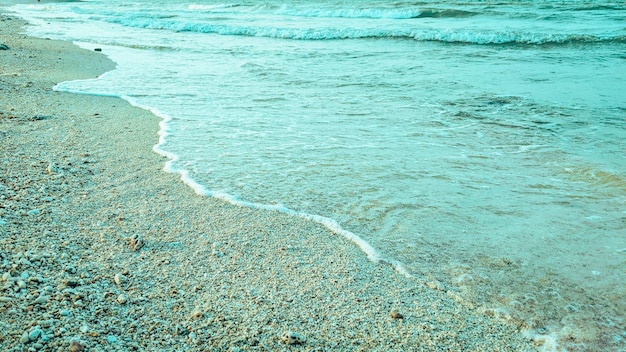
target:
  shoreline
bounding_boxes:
[0,12,538,351]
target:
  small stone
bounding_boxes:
[69,342,85,352]
[191,310,203,319]
[64,278,80,287]
[17,280,26,289]
[32,295,49,305]
[280,331,305,345]
[38,319,54,328]
[106,335,117,343]
[30,115,51,121]
[0,296,13,302]
[32,343,44,350]
[114,273,127,286]
[20,331,30,343]
[28,327,42,341]
[60,309,71,316]
[80,325,89,333]
[116,294,127,304]
[46,163,59,175]
[128,234,144,251]
[27,209,41,216]
[390,311,404,319]
[0,44,10,50]
[94,48,102,52]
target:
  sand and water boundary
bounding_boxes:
[0,12,542,351]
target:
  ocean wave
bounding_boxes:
[276,7,479,19]
[188,3,242,12]
[273,6,423,19]
[107,17,626,45]
[188,3,478,20]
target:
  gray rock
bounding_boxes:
[0,44,9,50]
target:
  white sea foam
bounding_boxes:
[104,15,625,44]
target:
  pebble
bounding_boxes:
[280,331,305,345]
[128,234,144,251]
[20,332,30,343]
[191,310,203,319]
[46,163,59,175]
[116,294,127,304]
[32,295,49,305]
[27,209,41,216]
[69,342,86,352]
[114,273,127,285]
[391,311,404,319]
[38,319,54,328]
[64,278,80,287]
[107,335,117,343]
[28,327,42,341]
[60,309,71,316]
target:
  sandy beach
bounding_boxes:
[0,12,540,351]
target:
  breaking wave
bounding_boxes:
[106,16,626,45]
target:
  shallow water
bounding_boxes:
[9,0,626,350]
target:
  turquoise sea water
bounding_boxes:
[8,1,625,349]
